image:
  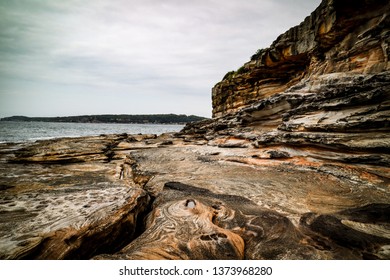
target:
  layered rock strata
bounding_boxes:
[182,72,390,169]
[95,182,390,260]
[212,0,390,117]
[1,0,389,260]
[0,134,154,259]
[183,0,390,173]
[1,134,389,259]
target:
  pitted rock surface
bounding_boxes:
[1,0,389,260]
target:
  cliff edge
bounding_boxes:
[212,0,389,117]
[0,0,389,260]
[183,0,390,169]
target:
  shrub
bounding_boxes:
[222,70,236,81]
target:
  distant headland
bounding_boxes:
[0,114,207,124]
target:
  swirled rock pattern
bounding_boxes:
[0,132,389,259]
[94,182,390,260]
[1,0,390,260]
[0,134,154,259]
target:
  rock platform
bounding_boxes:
[1,0,389,260]
[0,132,389,259]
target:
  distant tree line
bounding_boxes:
[0,114,207,124]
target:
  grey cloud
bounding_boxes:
[0,0,321,118]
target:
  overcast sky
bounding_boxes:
[0,0,321,118]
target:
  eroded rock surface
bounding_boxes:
[1,0,389,260]
[94,182,390,260]
[181,0,390,187]
[0,134,154,259]
[212,0,390,117]
[0,131,389,259]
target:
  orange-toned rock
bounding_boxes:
[1,0,389,260]
[212,0,389,117]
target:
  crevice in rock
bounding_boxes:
[84,192,156,260]
[102,134,129,163]
[18,189,154,260]
[119,154,155,188]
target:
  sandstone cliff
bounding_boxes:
[212,0,389,117]
[183,0,390,169]
[0,0,389,260]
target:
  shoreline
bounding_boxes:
[0,121,184,144]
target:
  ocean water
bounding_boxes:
[0,121,184,143]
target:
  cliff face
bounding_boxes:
[182,0,390,168]
[1,0,390,261]
[212,0,389,117]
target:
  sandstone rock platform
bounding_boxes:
[1,0,389,260]
[0,132,389,260]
